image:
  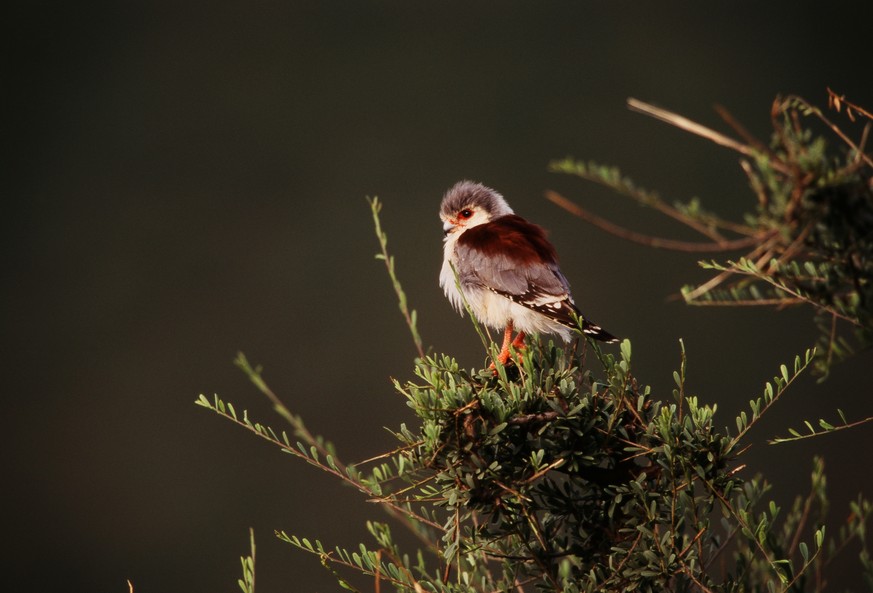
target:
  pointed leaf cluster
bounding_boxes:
[199,340,871,592]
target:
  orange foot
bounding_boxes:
[489,323,527,371]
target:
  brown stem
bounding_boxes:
[546,190,765,252]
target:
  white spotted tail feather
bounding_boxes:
[497,286,619,343]
[439,180,618,363]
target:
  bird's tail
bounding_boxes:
[580,318,620,344]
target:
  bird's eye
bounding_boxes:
[459,209,473,219]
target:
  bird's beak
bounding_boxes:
[442,219,456,236]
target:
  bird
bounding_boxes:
[439,180,618,366]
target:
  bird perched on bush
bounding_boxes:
[439,180,618,365]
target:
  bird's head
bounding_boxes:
[439,180,514,237]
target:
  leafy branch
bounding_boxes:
[770,410,873,444]
[238,528,255,593]
[368,196,425,359]
[550,92,873,377]
[197,355,445,545]
[201,95,873,591]
[729,348,815,450]
[200,324,871,592]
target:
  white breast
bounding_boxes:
[440,232,573,341]
[439,232,466,313]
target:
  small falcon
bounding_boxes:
[439,180,618,365]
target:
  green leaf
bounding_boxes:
[620,339,632,362]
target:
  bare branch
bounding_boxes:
[546,190,763,252]
[627,98,792,174]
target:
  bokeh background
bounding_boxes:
[7,2,873,591]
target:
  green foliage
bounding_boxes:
[200,135,872,590]
[238,528,256,593]
[549,93,873,377]
[770,407,873,444]
[388,340,737,592]
[368,196,426,359]
[200,340,871,592]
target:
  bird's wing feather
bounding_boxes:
[454,215,580,325]
[451,214,619,342]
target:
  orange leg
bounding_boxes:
[495,322,515,365]
[511,331,527,351]
[492,324,528,369]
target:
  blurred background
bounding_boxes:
[6,2,873,591]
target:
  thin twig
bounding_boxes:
[355,441,424,466]
[769,414,873,445]
[682,563,718,593]
[687,298,804,308]
[522,458,566,485]
[714,103,773,156]
[235,352,334,462]
[729,266,862,326]
[788,488,816,558]
[681,236,779,302]
[546,190,762,252]
[787,95,873,169]
[728,353,812,450]
[551,157,743,239]
[627,98,792,175]
[828,87,873,122]
[368,197,426,358]
[739,159,770,211]
[205,399,444,533]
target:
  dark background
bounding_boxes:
[6,2,873,591]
